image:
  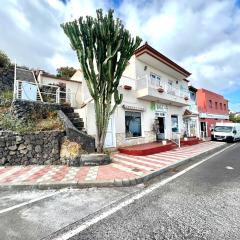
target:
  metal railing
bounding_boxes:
[15,80,73,105]
[171,132,181,148]
[137,75,189,99]
[200,131,207,141]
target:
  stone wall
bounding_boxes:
[58,110,95,153]
[11,100,95,152]
[0,130,64,166]
[11,99,60,121]
[0,67,14,92]
[116,131,156,147]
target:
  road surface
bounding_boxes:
[0,143,239,240]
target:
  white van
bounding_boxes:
[211,122,240,143]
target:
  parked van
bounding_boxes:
[211,122,240,142]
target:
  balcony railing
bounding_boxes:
[14,80,73,106]
[136,75,190,103]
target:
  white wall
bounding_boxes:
[70,55,189,146]
[135,58,189,92]
[39,76,82,108]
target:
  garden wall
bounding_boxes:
[0,131,64,166]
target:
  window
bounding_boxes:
[190,91,196,102]
[209,100,212,108]
[224,104,226,110]
[215,102,218,109]
[125,111,142,138]
[220,103,223,110]
[171,115,179,133]
[150,73,161,87]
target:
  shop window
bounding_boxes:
[125,111,142,138]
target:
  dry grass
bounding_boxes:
[0,109,64,133]
[35,112,64,131]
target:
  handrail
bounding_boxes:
[32,70,43,102]
[171,132,181,148]
[15,80,73,106]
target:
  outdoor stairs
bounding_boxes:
[61,105,84,131]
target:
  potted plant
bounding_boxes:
[183,131,188,141]
[162,139,167,145]
[158,87,164,93]
[123,85,132,90]
[184,96,189,101]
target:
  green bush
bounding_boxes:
[0,50,11,68]
[0,113,35,134]
[0,90,13,100]
[0,90,13,107]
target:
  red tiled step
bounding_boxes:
[180,138,200,146]
[118,142,176,156]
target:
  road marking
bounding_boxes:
[54,143,236,240]
[0,189,68,214]
[226,166,234,170]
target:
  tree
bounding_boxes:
[0,50,11,68]
[230,113,240,123]
[56,66,77,79]
[61,9,142,152]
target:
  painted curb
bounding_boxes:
[0,143,230,190]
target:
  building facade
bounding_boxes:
[196,88,229,137]
[183,86,200,138]
[72,43,192,148]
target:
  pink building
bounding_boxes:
[196,88,229,137]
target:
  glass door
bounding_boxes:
[171,115,179,133]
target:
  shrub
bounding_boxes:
[0,50,11,68]
[0,90,13,107]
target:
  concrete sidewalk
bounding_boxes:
[0,141,227,190]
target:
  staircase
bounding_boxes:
[61,105,84,131]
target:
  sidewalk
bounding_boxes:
[0,141,227,190]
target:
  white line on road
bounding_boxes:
[54,143,236,240]
[0,188,68,214]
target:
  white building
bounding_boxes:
[71,43,192,148]
[15,43,193,148]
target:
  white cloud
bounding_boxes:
[0,0,240,110]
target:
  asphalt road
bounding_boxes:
[52,142,240,240]
[0,185,143,240]
[1,143,239,240]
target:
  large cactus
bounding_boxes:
[61,9,142,152]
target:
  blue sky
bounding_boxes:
[0,0,240,111]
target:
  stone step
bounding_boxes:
[71,118,84,124]
[74,121,84,128]
[66,112,79,118]
[61,107,74,113]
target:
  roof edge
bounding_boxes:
[134,43,191,78]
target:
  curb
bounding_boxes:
[0,143,230,191]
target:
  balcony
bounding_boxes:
[136,75,190,106]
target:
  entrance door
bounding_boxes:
[200,122,207,138]
[104,117,115,148]
[158,117,165,139]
